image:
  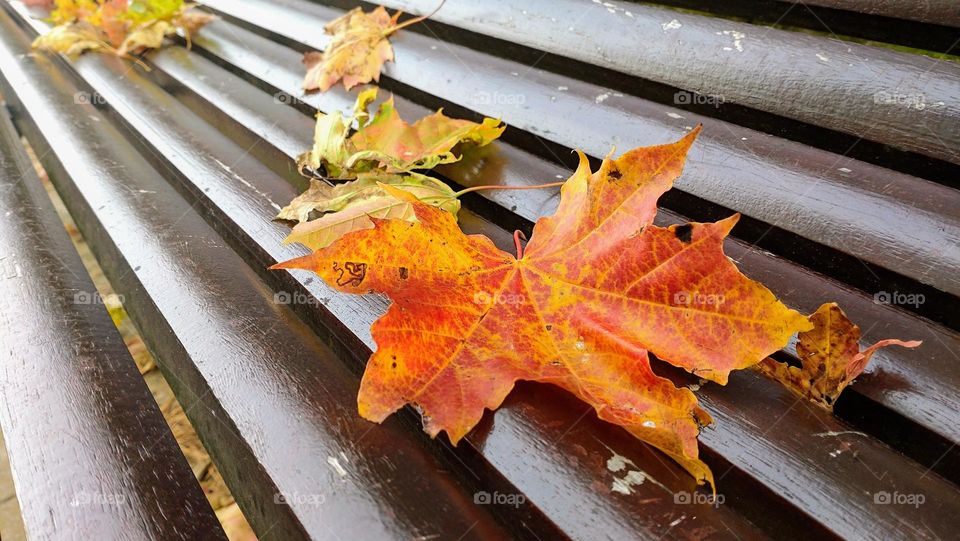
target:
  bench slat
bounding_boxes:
[798,0,960,26]
[0,103,225,538]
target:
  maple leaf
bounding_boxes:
[32,21,106,56]
[32,0,214,57]
[302,2,444,92]
[278,173,461,250]
[302,6,400,92]
[298,88,504,180]
[759,303,920,408]
[272,128,811,486]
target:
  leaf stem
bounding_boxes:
[514,230,527,259]
[452,181,565,198]
[385,0,447,35]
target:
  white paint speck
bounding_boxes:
[557,86,568,91]
[327,456,348,477]
[721,30,745,52]
[814,430,868,438]
[606,452,632,473]
[667,112,684,119]
[661,19,682,31]
[838,167,852,173]
[603,444,670,495]
[816,53,830,62]
[669,516,686,527]
[595,93,610,103]
[611,470,649,495]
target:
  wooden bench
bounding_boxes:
[0,0,956,539]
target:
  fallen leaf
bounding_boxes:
[302,2,446,91]
[273,128,810,486]
[117,19,170,55]
[279,172,460,250]
[297,88,504,179]
[32,21,105,56]
[759,302,920,408]
[349,97,505,174]
[302,6,401,92]
[32,0,213,57]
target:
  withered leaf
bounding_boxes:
[759,302,920,408]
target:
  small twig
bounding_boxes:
[385,0,447,35]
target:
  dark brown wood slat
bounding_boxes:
[627,0,960,52]
[53,18,960,540]
[0,104,225,538]
[0,9,534,541]
[313,0,960,165]
[2,13,769,541]
[798,0,960,26]
[198,1,960,326]
[173,11,960,483]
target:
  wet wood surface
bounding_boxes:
[0,96,225,539]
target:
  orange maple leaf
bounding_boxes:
[272,128,810,485]
[759,302,920,408]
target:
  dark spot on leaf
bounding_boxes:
[333,261,367,287]
[391,362,397,369]
[545,324,553,331]
[608,167,622,180]
[674,224,693,243]
[398,267,409,279]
